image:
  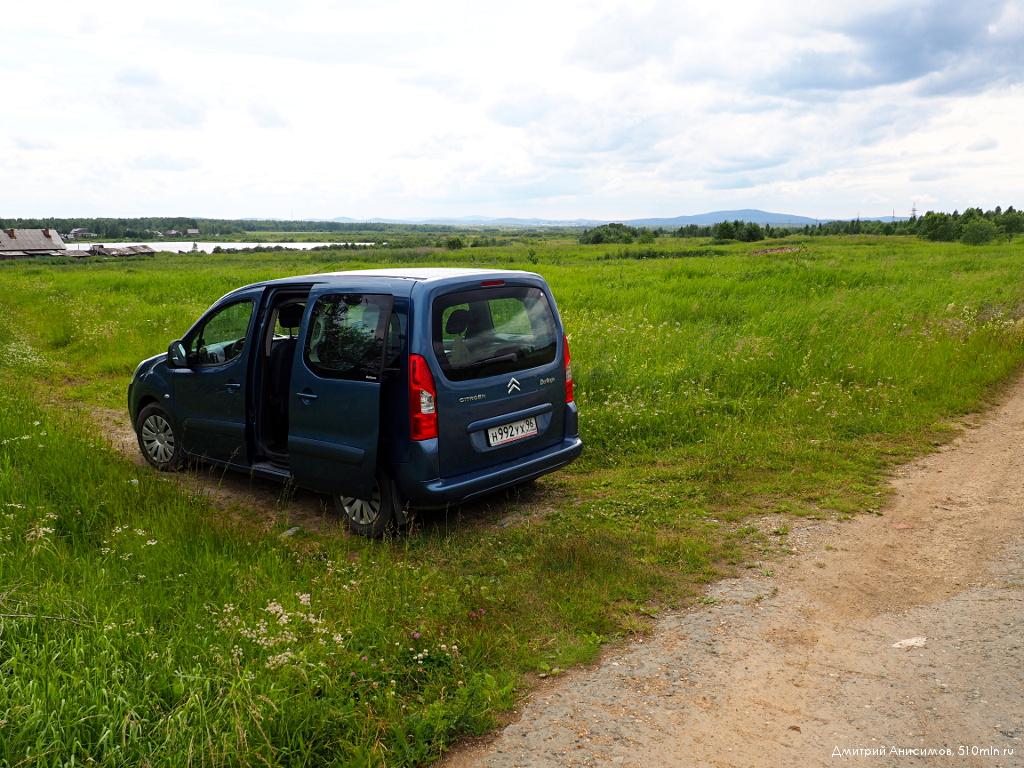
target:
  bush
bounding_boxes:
[579,223,645,245]
[960,219,999,245]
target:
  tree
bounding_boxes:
[444,236,465,250]
[960,218,999,245]
[674,224,712,238]
[712,220,736,240]
[737,222,765,242]
[1000,211,1024,236]
[916,212,958,242]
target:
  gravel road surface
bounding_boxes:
[444,376,1024,768]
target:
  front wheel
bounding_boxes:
[136,404,184,471]
[335,470,403,538]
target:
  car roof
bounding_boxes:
[256,267,541,288]
[218,268,545,304]
[319,267,535,281]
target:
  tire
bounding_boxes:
[136,404,184,471]
[335,470,403,538]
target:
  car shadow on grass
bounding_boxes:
[93,405,556,540]
[183,452,554,539]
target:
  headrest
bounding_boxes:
[278,303,305,329]
[445,308,471,335]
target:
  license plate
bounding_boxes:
[487,416,538,447]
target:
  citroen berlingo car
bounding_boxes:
[128,268,582,536]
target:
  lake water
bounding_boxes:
[66,241,375,254]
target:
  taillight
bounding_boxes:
[409,354,438,440]
[563,334,574,403]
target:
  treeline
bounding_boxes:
[913,207,1024,244]
[579,206,1023,246]
[0,217,238,239]
[580,220,784,244]
[0,217,404,238]
[0,216,554,244]
[761,206,1023,243]
[7,207,1022,247]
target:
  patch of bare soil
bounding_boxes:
[94,408,551,537]
[749,247,808,256]
[442,375,1024,768]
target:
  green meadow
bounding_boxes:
[1,235,1023,765]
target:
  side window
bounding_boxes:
[489,298,534,336]
[439,303,473,357]
[304,293,394,381]
[186,300,254,367]
[384,310,406,367]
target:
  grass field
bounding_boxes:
[1,235,1023,765]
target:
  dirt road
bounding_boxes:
[443,376,1024,768]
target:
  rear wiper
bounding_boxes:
[473,352,519,366]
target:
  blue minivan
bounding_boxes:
[128,268,582,536]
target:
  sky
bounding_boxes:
[3,0,1023,221]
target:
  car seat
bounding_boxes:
[267,303,305,450]
[445,308,476,366]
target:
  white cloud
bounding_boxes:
[127,154,202,172]
[2,0,1023,219]
[13,137,54,151]
[99,68,207,130]
[248,103,291,129]
[967,136,999,151]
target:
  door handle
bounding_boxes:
[225,382,241,392]
[297,391,318,402]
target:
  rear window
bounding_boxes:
[432,286,558,381]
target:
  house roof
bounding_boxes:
[0,229,66,252]
[86,245,156,257]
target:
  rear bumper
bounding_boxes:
[403,436,583,508]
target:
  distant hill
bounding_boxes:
[623,209,822,227]
[328,216,606,227]
[296,210,907,227]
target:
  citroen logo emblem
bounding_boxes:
[507,377,521,394]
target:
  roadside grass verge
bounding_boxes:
[1,235,1023,764]
[0,385,716,766]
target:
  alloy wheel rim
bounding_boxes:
[141,414,175,464]
[341,486,382,526]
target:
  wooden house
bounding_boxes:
[0,229,67,259]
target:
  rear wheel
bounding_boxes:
[335,470,403,538]
[136,404,183,471]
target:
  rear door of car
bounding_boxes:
[287,286,394,497]
[429,279,566,479]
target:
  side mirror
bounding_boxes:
[168,341,189,368]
